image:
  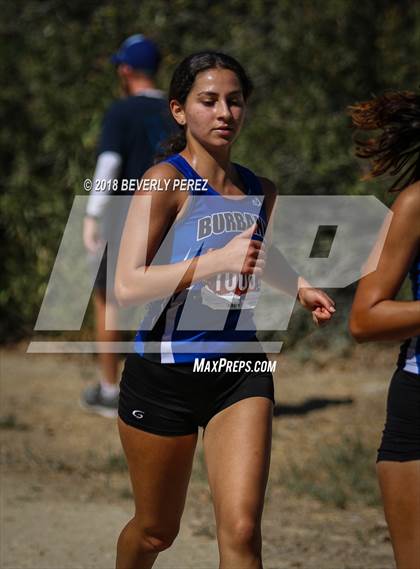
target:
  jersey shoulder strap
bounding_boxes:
[163,153,197,179]
[162,154,264,197]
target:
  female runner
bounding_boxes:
[349,91,420,569]
[114,51,335,569]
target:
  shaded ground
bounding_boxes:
[0,345,396,568]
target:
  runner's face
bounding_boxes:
[181,68,246,148]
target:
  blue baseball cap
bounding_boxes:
[111,34,161,74]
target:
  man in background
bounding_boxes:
[82,34,174,417]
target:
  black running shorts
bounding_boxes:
[377,367,420,462]
[118,353,275,436]
[94,254,107,291]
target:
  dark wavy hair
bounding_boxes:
[156,51,253,161]
[348,90,420,191]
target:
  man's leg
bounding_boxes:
[81,288,121,417]
[94,288,121,385]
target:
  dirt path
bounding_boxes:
[1,346,395,568]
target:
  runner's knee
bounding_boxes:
[136,520,179,552]
[219,516,261,552]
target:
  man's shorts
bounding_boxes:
[118,353,275,436]
[377,367,420,462]
[93,253,108,291]
[86,249,108,292]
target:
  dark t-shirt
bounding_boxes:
[94,93,175,292]
[98,93,175,193]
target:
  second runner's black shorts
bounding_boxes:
[377,367,420,462]
[118,353,275,436]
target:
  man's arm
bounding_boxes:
[83,151,122,253]
[83,101,125,253]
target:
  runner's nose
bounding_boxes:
[216,99,232,121]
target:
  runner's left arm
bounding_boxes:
[258,177,335,325]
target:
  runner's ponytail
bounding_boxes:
[348,91,420,191]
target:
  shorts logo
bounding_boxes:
[132,410,145,419]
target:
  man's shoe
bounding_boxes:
[80,383,118,418]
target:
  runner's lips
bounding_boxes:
[213,126,234,134]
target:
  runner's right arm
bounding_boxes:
[350,183,420,342]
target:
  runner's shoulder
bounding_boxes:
[391,181,420,225]
[143,161,184,183]
[257,176,277,197]
[135,162,184,199]
[257,177,278,211]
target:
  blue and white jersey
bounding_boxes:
[398,252,420,374]
[134,153,267,363]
